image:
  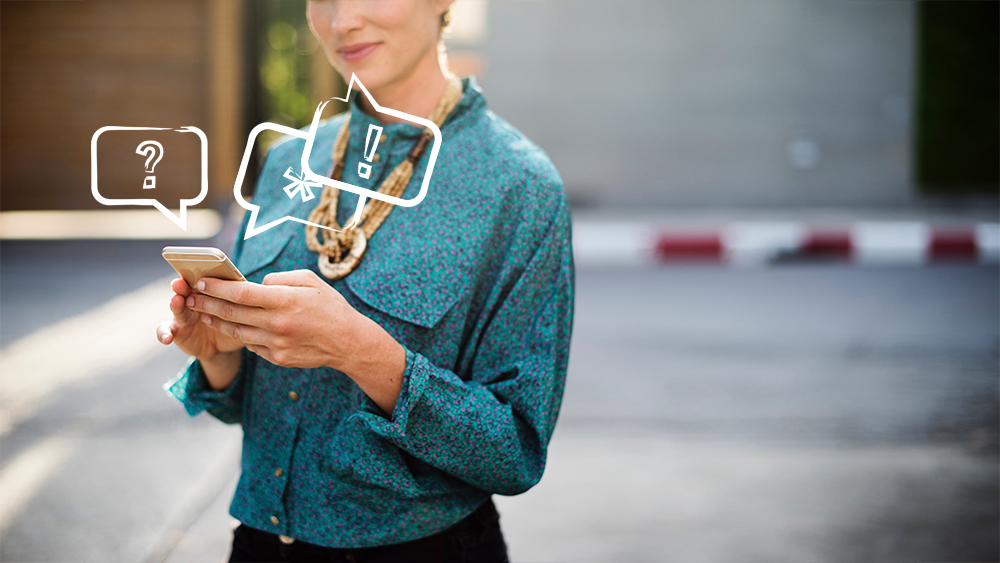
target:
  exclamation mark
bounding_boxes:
[358,124,383,179]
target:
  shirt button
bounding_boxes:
[274,467,283,477]
[373,153,380,163]
[270,515,279,525]
[288,391,298,401]
[279,535,295,544]
[380,134,387,143]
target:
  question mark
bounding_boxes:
[136,140,164,190]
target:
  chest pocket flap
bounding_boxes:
[344,246,468,329]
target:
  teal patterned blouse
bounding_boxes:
[163,77,575,549]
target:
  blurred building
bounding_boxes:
[1,0,250,211]
[1,0,995,213]
[479,0,989,208]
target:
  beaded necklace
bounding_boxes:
[305,74,464,279]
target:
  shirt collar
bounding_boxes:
[347,76,485,141]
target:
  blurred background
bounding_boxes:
[1,1,997,562]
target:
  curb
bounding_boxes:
[572,221,1000,266]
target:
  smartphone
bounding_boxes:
[162,246,246,294]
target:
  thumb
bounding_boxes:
[262,269,320,288]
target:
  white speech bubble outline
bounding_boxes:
[233,73,443,240]
[91,126,208,231]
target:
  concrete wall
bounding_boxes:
[477,0,916,207]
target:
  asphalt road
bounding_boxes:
[1,239,997,562]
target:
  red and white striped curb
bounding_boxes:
[572,221,1000,266]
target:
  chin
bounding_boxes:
[337,65,386,93]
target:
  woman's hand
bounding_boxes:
[186,269,359,369]
[156,278,245,359]
[186,269,406,414]
[156,278,246,391]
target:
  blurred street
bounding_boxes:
[1,235,996,562]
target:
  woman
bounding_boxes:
[157,0,574,560]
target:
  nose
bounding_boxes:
[330,0,363,35]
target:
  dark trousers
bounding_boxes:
[227,498,509,563]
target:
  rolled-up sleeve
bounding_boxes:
[355,201,575,495]
[163,342,251,425]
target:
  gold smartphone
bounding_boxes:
[162,246,246,294]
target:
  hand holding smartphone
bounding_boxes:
[159,246,247,391]
[162,246,246,293]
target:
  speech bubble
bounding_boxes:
[234,73,442,240]
[91,126,208,230]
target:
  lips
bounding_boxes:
[337,42,380,64]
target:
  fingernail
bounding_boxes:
[202,315,212,326]
[197,279,206,291]
[186,296,194,307]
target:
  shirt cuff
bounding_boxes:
[162,353,246,418]
[355,346,429,443]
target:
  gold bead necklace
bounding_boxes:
[305,74,464,279]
